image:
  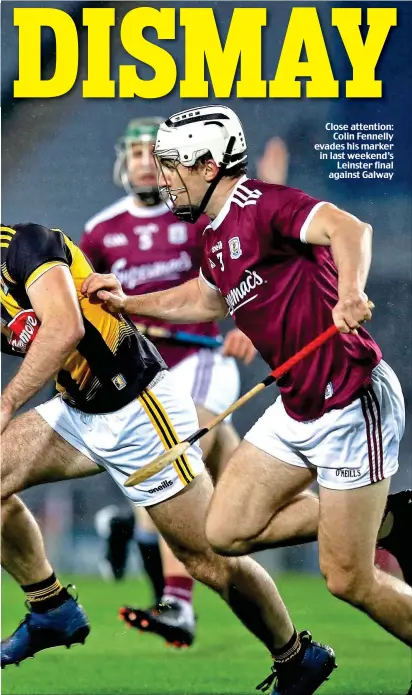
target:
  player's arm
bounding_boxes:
[1,225,85,432]
[304,203,373,333]
[1,266,85,431]
[81,272,228,323]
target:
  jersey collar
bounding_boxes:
[206,175,249,231]
[126,196,169,218]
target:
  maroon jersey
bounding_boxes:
[81,196,220,368]
[200,176,381,421]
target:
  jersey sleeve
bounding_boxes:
[259,186,326,244]
[7,223,70,290]
[199,263,219,291]
[199,234,220,292]
[79,225,104,271]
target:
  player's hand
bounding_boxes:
[81,273,127,313]
[221,329,256,365]
[256,137,289,186]
[332,291,373,334]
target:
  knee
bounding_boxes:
[1,471,13,502]
[174,547,230,593]
[205,516,245,557]
[321,563,371,606]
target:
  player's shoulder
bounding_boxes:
[240,178,301,200]
[4,221,50,237]
[2,222,58,249]
[240,178,315,214]
[230,177,284,211]
[84,196,131,233]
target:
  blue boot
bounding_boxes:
[1,593,90,668]
[256,631,337,695]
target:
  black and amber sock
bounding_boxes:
[273,629,303,667]
[21,573,71,613]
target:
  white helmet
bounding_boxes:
[153,105,247,223]
[154,105,247,169]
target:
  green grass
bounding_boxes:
[1,573,410,694]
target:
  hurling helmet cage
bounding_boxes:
[114,117,164,204]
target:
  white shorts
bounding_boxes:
[36,371,204,506]
[170,349,240,419]
[244,361,405,490]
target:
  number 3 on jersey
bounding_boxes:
[217,252,224,271]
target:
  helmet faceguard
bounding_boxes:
[114,117,164,205]
[153,106,247,223]
[154,138,237,223]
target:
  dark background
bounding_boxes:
[1,1,411,573]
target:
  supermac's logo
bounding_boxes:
[225,270,264,315]
[7,309,39,353]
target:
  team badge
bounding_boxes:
[168,223,188,245]
[228,236,242,259]
[112,374,127,390]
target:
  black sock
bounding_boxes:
[136,539,165,604]
[273,629,303,666]
[21,573,70,613]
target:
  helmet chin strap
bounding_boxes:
[173,137,236,223]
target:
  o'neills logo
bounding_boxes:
[336,469,361,478]
[225,270,264,315]
[148,480,173,494]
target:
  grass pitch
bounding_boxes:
[1,573,410,694]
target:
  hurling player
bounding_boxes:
[1,222,332,695]
[81,118,257,646]
[83,105,412,695]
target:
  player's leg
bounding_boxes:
[199,410,241,481]
[1,408,100,667]
[377,488,412,585]
[150,408,241,634]
[149,470,336,690]
[1,410,101,582]
[121,353,242,643]
[206,432,319,556]
[120,534,197,646]
[133,507,165,602]
[319,480,412,644]
[149,471,294,650]
[206,437,406,557]
[94,504,135,581]
[92,370,337,691]
[316,361,412,646]
[205,405,409,577]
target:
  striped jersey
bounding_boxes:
[1,223,166,413]
[200,177,381,421]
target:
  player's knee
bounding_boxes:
[323,565,370,606]
[205,517,245,557]
[179,549,229,591]
[1,469,15,501]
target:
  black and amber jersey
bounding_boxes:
[1,223,167,413]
